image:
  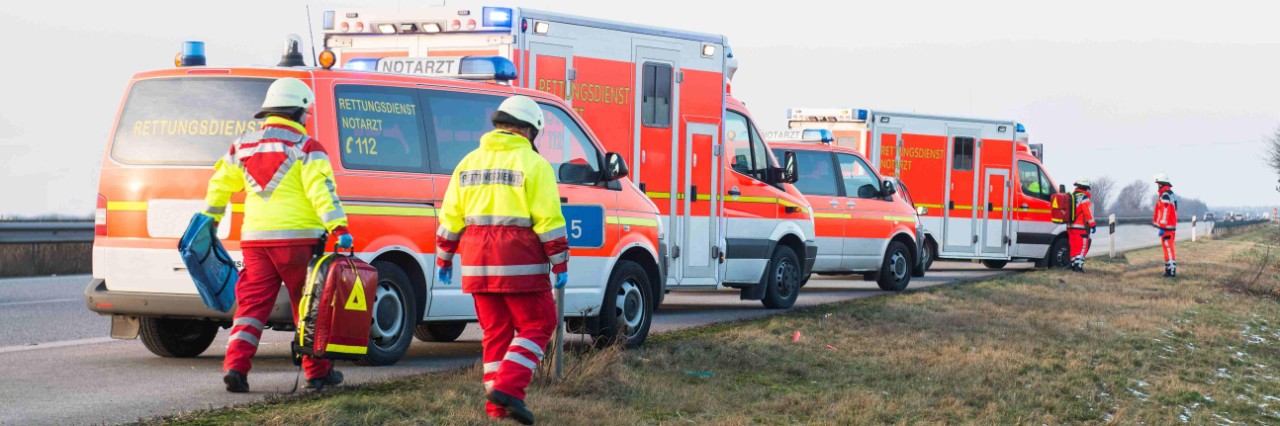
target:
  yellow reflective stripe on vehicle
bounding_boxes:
[345,205,437,217]
[813,213,852,219]
[953,205,974,210]
[646,192,672,199]
[915,203,945,209]
[325,343,368,355]
[731,195,777,204]
[884,215,917,223]
[106,201,148,211]
[607,216,659,228]
[1022,209,1053,214]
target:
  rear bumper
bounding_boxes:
[83,279,294,323]
[803,240,818,274]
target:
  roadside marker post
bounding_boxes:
[1192,216,1198,242]
[1108,214,1117,259]
[554,285,564,381]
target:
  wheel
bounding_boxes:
[912,239,935,278]
[762,245,802,309]
[982,259,1009,270]
[800,273,813,288]
[592,260,653,348]
[1046,237,1071,269]
[876,241,913,292]
[356,261,417,366]
[138,318,218,358]
[413,322,466,343]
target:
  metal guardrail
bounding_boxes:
[1212,219,1271,230]
[0,222,95,244]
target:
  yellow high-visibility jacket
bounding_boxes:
[203,117,348,247]
[436,130,568,293]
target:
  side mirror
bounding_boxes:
[781,151,799,184]
[603,152,629,181]
[558,162,598,184]
[881,179,898,197]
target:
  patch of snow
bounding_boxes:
[1217,368,1233,379]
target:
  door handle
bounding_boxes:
[987,202,993,211]
[949,201,955,210]
[638,182,646,193]
[829,199,840,208]
[560,197,569,203]
[1021,203,1029,209]
[690,185,698,202]
[847,201,857,208]
[727,188,741,197]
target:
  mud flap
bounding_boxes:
[110,315,141,340]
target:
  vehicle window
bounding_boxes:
[641,63,673,128]
[836,153,882,199]
[335,85,428,173]
[1039,169,1057,196]
[534,105,603,185]
[952,136,975,171]
[111,77,272,166]
[773,149,837,196]
[1017,160,1051,201]
[896,180,915,207]
[725,111,773,182]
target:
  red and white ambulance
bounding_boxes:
[786,108,1069,269]
[87,46,665,364]
[322,6,816,308]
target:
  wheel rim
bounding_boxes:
[890,251,908,281]
[614,278,645,338]
[1054,245,1070,267]
[775,257,800,299]
[370,281,405,349]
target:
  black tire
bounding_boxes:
[592,260,653,349]
[799,273,813,288]
[762,245,802,309]
[982,259,1009,270]
[912,239,935,278]
[138,317,218,358]
[876,241,913,292]
[1046,237,1071,269]
[357,261,418,366]
[413,322,466,343]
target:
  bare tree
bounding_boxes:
[1114,179,1153,218]
[1267,126,1280,192]
[1090,176,1117,219]
[1180,197,1211,219]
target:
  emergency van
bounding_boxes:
[765,130,926,291]
[786,108,1069,269]
[321,6,816,308]
[86,46,665,365]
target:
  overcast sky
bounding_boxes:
[1,0,1278,216]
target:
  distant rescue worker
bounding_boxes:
[202,78,352,393]
[1153,173,1179,277]
[1068,178,1097,272]
[435,95,569,425]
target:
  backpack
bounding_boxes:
[1050,193,1075,224]
[177,213,238,313]
[293,251,378,361]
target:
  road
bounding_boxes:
[0,223,1210,425]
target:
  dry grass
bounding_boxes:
[0,242,91,277]
[151,226,1280,425]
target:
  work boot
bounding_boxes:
[304,368,344,391]
[487,390,535,425]
[223,370,249,393]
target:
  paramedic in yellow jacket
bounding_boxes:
[202,77,351,393]
[436,95,568,425]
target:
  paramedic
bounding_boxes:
[1153,173,1179,277]
[1068,178,1096,272]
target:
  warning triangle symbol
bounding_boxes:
[1051,198,1058,208]
[345,275,368,311]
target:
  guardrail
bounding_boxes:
[0,222,95,244]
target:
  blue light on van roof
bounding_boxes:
[802,128,835,144]
[344,57,379,71]
[459,56,517,81]
[1016,123,1026,132]
[482,7,513,28]
[856,109,868,121]
[179,41,206,67]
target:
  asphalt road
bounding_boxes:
[0,222,1212,425]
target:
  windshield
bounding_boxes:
[111,77,272,166]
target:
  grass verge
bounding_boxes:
[148,227,1280,425]
[0,242,90,278]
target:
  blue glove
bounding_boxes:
[438,265,452,286]
[336,234,354,249]
[1158,229,1165,237]
[554,272,568,289]
[1091,226,1097,234]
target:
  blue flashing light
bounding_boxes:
[180,41,206,66]
[344,58,379,71]
[482,7,514,28]
[802,128,835,144]
[1015,122,1026,133]
[856,109,868,121]
[459,56,518,81]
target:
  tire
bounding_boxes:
[762,245,802,309]
[138,318,218,358]
[1046,237,1071,269]
[413,322,466,343]
[800,273,813,288]
[876,241,912,292]
[592,260,653,349]
[912,239,935,278]
[357,261,418,366]
[982,259,1009,270]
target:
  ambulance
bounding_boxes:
[322,6,816,308]
[86,42,665,365]
[786,108,1070,269]
[764,129,926,291]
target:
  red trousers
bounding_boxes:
[474,291,556,418]
[223,245,331,379]
[1069,229,1092,262]
[1161,232,1177,263]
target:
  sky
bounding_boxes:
[1,0,1278,216]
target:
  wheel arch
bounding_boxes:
[617,245,664,309]
[371,249,428,323]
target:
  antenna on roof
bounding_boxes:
[306,4,319,66]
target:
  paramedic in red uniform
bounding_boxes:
[1068,178,1097,272]
[436,95,569,425]
[1153,173,1178,277]
[202,78,352,393]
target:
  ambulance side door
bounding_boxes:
[781,148,844,273]
[1013,160,1058,258]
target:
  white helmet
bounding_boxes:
[1154,172,1171,185]
[255,78,314,119]
[1074,177,1091,188]
[493,95,545,131]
